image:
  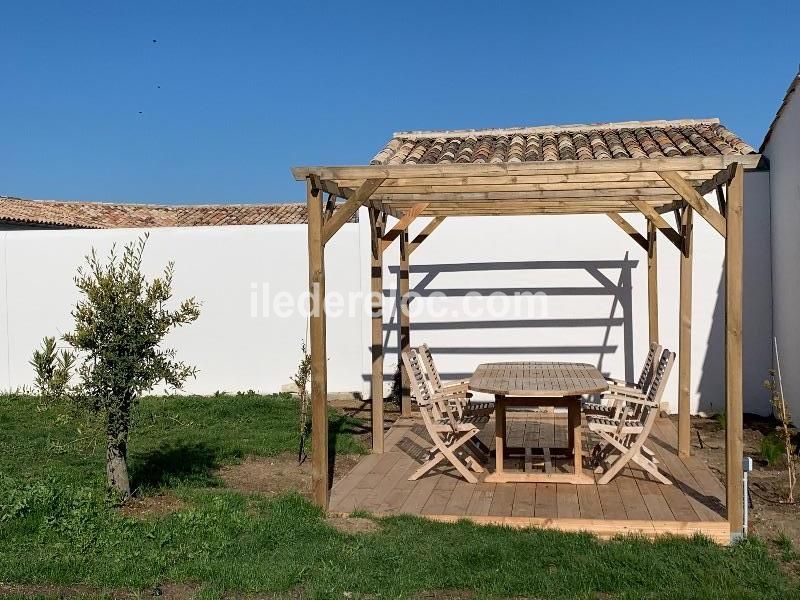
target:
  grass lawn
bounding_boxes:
[1,392,799,599]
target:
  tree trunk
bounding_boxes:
[106,433,131,499]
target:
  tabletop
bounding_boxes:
[469,361,608,397]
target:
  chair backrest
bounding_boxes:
[645,349,676,408]
[622,349,675,434]
[401,349,457,430]
[418,344,444,392]
[636,342,663,390]
[400,349,434,407]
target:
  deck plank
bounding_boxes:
[534,483,558,518]
[488,482,516,516]
[511,483,536,517]
[557,483,581,518]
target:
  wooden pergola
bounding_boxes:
[292,152,762,538]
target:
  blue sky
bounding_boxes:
[1,1,797,205]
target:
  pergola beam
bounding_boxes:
[333,170,723,189]
[628,199,683,250]
[647,221,659,345]
[292,154,761,181]
[306,180,329,509]
[606,213,649,251]
[678,207,693,457]
[695,163,737,196]
[409,217,446,255]
[369,207,386,452]
[322,178,385,244]
[658,170,727,238]
[398,231,411,416]
[726,164,745,537]
[372,189,680,201]
[381,203,429,251]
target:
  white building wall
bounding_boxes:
[0,224,364,395]
[764,81,800,420]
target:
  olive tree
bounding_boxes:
[32,235,200,498]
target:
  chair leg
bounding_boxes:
[632,452,671,484]
[409,429,480,483]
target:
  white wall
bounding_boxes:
[764,81,800,420]
[0,224,364,395]
[360,174,773,415]
[0,182,774,416]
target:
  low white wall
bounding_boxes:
[0,224,364,395]
[361,172,773,415]
[764,81,800,420]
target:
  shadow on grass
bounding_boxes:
[130,442,223,490]
[327,413,369,488]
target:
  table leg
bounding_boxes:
[494,395,505,476]
[570,400,582,476]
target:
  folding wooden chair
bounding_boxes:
[416,343,494,418]
[587,348,675,485]
[583,342,662,418]
[401,349,485,483]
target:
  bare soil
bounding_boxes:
[684,414,799,546]
[119,494,188,519]
[218,453,362,499]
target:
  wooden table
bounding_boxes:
[470,362,608,484]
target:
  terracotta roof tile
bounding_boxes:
[0,197,352,229]
[370,119,755,165]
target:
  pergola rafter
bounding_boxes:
[294,151,761,540]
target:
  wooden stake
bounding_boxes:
[647,221,659,345]
[678,207,693,457]
[369,208,385,453]
[725,163,744,536]
[307,179,329,509]
[399,229,411,416]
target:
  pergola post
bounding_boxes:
[307,180,329,509]
[725,164,744,536]
[678,207,693,457]
[369,208,385,453]
[647,221,659,345]
[398,229,412,416]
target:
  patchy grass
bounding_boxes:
[0,393,798,599]
[0,392,365,492]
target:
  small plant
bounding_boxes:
[292,339,312,464]
[775,532,798,562]
[30,337,76,403]
[389,364,401,407]
[761,433,785,466]
[763,339,797,503]
[31,235,200,499]
[713,412,726,430]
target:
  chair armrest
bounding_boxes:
[606,377,637,387]
[604,385,646,399]
[440,381,470,394]
[604,392,655,407]
[432,390,469,405]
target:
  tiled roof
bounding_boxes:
[0,197,329,229]
[371,119,755,165]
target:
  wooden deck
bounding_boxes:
[329,410,730,544]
